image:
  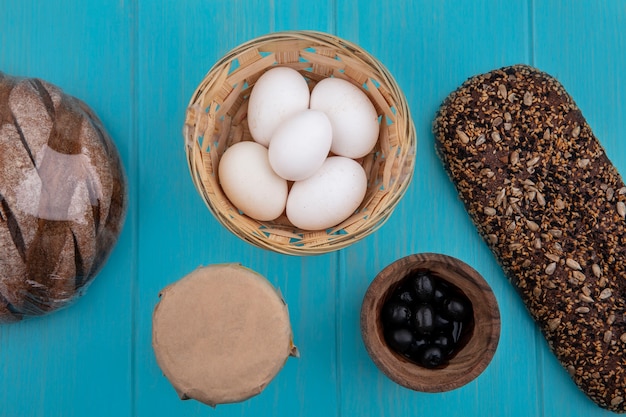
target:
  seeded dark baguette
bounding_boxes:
[433,64,626,412]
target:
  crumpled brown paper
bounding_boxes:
[152,263,298,406]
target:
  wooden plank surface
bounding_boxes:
[534,2,626,415]
[0,1,625,416]
[335,2,542,416]
[133,2,340,417]
[0,2,136,417]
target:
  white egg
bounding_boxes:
[268,110,332,181]
[247,67,310,147]
[218,141,288,221]
[310,77,380,159]
[286,156,367,230]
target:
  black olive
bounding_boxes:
[433,313,451,329]
[442,297,469,321]
[413,304,435,334]
[382,301,412,326]
[396,288,415,304]
[385,328,414,353]
[419,345,445,368]
[433,333,454,355]
[404,336,429,362]
[432,281,450,305]
[380,270,473,369]
[412,273,435,302]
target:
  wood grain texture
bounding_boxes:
[533,1,626,415]
[336,1,543,416]
[360,253,500,393]
[134,2,339,417]
[0,2,136,417]
[0,0,624,416]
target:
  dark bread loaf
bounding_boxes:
[0,72,126,322]
[433,65,626,412]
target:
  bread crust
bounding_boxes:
[0,73,126,322]
[434,65,626,412]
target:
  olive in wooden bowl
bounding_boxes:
[360,253,500,392]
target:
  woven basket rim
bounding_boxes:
[183,30,417,255]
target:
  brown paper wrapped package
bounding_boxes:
[0,72,127,322]
[152,264,298,407]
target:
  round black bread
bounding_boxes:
[0,72,127,322]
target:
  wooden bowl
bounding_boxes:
[183,31,416,255]
[360,253,500,392]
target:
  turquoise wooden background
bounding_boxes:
[1,1,625,416]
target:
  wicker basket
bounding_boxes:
[183,31,416,255]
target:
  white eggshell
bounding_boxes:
[310,77,380,159]
[218,141,288,221]
[286,156,367,230]
[247,67,310,147]
[268,110,332,181]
